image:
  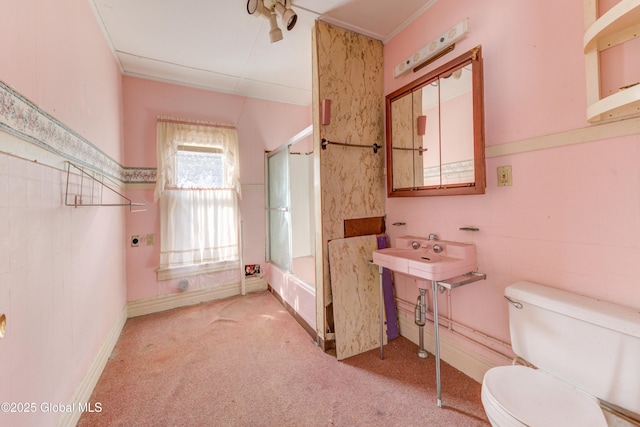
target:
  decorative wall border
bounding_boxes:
[423,159,474,185]
[123,167,157,184]
[0,80,156,184]
[8,76,635,185]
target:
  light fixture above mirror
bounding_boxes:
[247,0,298,43]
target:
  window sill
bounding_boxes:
[157,260,240,281]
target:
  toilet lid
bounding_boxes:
[483,365,607,427]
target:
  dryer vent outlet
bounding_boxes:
[178,280,189,292]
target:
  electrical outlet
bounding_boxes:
[146,234,155,245]
[497,165,512,186]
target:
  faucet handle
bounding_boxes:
[411,241,421,249]
[428,233,438,241]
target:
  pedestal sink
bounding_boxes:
[372,236,476,282]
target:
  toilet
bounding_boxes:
[481,281,640,427]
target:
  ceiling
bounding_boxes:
[89,0,437,106]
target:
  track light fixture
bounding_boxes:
[268,11,283,43]
[274,1,297,31]
[247,0,297,43]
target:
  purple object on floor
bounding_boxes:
[377,235,400,341]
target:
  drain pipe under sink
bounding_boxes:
[415,288,429,358]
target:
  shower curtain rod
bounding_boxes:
[321,138,382,154]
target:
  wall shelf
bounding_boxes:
[584,0,640,52]
[584,0,640,123]
[65,162,146,212]
[587,83,640,121]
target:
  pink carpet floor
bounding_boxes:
[78,290,490,426]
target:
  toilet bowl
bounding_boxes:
[481,365,607,427]
[481,281,640,427]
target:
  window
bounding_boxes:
[176,147,224,188]
[155,117,241,280]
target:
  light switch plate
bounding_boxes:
[497,165,512,186]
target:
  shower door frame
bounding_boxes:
[265,145,294,273]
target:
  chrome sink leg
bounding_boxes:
[415,288,428,358]
[433,280,442,408]
[378,265,384,360]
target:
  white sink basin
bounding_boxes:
[372,236,476,282]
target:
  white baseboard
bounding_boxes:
[398,316,496,383]
[127,277,268,318]
[57,306,128,427]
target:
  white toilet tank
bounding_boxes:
[506,281,640,415]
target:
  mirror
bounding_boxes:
[385,46,485,197]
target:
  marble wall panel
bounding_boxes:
[328,235,384,360]
[314,22,386,318]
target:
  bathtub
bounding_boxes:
[268,260,316,331]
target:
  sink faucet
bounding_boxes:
[428,233,438,241]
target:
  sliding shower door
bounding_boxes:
[266,148,292,272]
[266,129,317,331]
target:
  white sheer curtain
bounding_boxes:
[155,117,240,272]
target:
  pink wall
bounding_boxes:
[384,0,640,366]
[122,77,311,301]
[0,0,125,425]
[386,0,587,145]
[1,0,124,162]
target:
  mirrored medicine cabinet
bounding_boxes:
[385,45,486,197]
